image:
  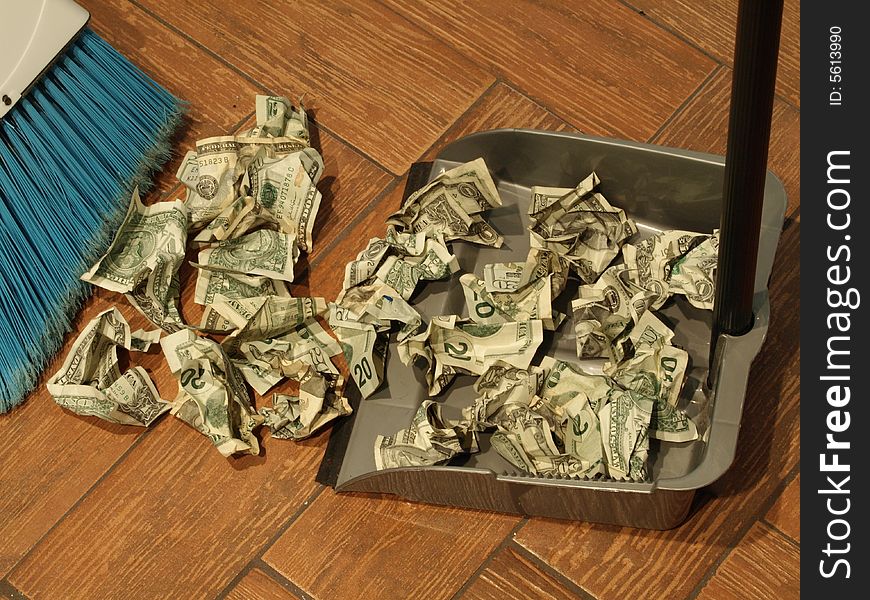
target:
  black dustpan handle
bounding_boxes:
[710,0,784,371]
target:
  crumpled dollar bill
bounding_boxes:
[234,319,342,396]
[460,272,565,331]
[179,95,324,294]
[573,228,720,360]
[178,96,313,231]
[81,188,187,332]
[204,294,329,342]
[328,303,388,400]
[387,158,504,247]
[197,293,338,396]
[461,360,607,479]
[571,264,656,361]
[333,159,504,400]
[607,311,697,443]
[59,94,351,459]
[356,164,708,482]
[374,400,477,469]
[483,247,569,297]
[529,172,637,284]
[161,329,263,457]
[259,366,351,440]
[193,267,292,307]
[398,316,544,396]
[196,229,301,283]
[339,228,459,301]
[621,228,718,310]
[379,310,698,479]
[46,307,169,426]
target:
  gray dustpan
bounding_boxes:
[317,0,786,529]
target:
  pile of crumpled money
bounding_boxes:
[339,163,718,481]
[47,95,350,457]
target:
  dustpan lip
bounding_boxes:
[449,126,732,165]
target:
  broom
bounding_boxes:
[0,0,184,412]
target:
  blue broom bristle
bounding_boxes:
[0,29,184,412]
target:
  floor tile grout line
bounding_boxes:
[229,110,258,134]
[377,0,544,135]
[484,79,588,137]
[755,460,801,524]
[772,93,800,113]
[212,560,257,600]
[306,177,403,271]
[307,76,503,271]
[508,540,598,600]
[308,116,395,176]
[448,518,528,600]
[4,426,155,581]
[497,80,581,133]
[616,0,728,66]
[251,558,315,600]
[759,518,801,552]
[0,578,30,600]
[782,206,800,231]
[618,0,800,113]
[686,460,801,599]
[380,0,724,143]
[758,462,801,551]
[378,0,719,144]
[648,64,725,144]
[126,0,395,176]
[214,484,326,600]
[127,0,273,94]
[378,0,606,139]
[257,484,326,561]
[488,72,704,144]
[409,77,502,157]
[134,0,799,174]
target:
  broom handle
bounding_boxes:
[710,0,784,367]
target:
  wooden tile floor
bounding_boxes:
[0,1,800,598]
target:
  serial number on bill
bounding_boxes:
[829,26,843,106]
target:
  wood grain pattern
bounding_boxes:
[213,111,394,288]
[653,67,801,218]
[263,488,519,600]
[0,292,170,579]
[697,522,800,599]
[225,568,302,600]
[461,546,588,600]
[765,473,800,543]
[8,421,326,600]
[308,82,574,300]
[0,396,138,579]
[80,0,262,197]
[291,123,393,268]
[1,2,801,597]
[0,2,390,580]
[133,0,494,175]
[514,222,801,599]
[382,0,715,141]
[169,111,390,327]
[306,178,402,301]
[631,0,801,107]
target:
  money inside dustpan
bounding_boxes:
[316,0,786,529]
[315,128,787,529]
